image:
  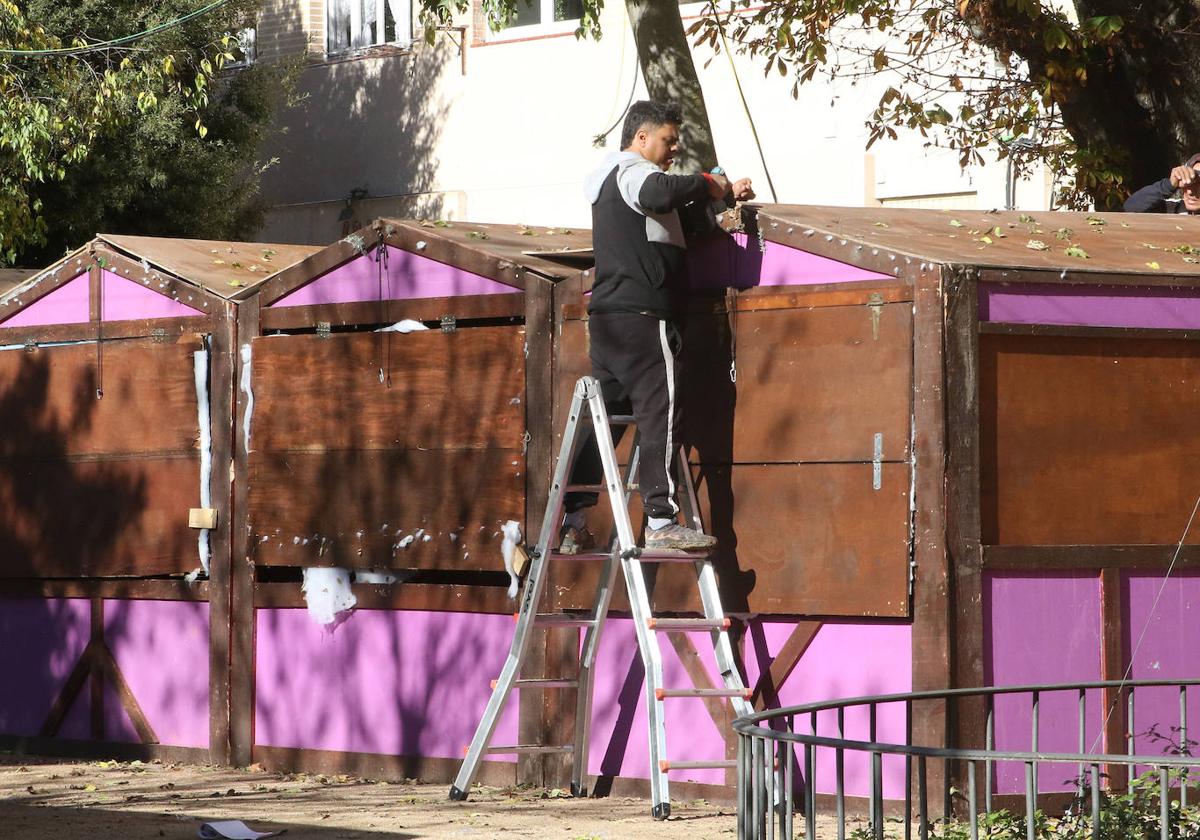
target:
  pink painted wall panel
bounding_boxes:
[1124,573,1200,763]
[103,599,210,748]
[0,598,91,737]
[270,246,521,308]
[746,620,913,799]
[979,282,1200,329]
[101,270,204,320]
[254,608,518,760]
[687,233,892,291]
[0,273,90,328]
[984,573,1104,793]
[587,619,911,795]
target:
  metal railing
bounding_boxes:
[734,680,1200,840]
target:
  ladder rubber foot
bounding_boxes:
[570,782,587,798]
[652,802,671,820]
[449,785,469,802]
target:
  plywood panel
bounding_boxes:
[980,334,1200,545]
[683,303,912,463]
[250,327,525,451]
[248,449,523,571]
[551,462,911,616]
[0,336,204,457]
[0,458,201,577]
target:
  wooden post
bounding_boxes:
[910,264,953,816]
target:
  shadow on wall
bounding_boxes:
[256,42,452,245]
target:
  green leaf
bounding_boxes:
[1064,246,1089,258]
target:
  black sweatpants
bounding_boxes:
[565,311,682,521]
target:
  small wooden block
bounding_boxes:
[188,508,218,529]
[512,544,530,578]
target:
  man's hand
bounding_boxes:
[704,172,730,200]
[1171,165,1200,189]
[731,178,755,202]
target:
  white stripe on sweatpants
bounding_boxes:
[658,320,679,516]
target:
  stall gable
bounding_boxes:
[270,245,520,308]
[100,270,205,320]
[0,272,90,328]
[688,232,892,291]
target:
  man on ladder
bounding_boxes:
[450,100,758,821]
[562,100,756,555]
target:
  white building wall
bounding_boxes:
[255,1,1053,244]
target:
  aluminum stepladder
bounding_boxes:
[449,375,752,820]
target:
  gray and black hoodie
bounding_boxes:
[583,151,712,319]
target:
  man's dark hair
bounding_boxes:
[620,101,683,150]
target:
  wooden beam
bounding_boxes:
[910,263,952,818]
[229,296,260,767]
[750,619,822,711]
[92,640,158,744]
[983,544,1200,570]
[259,294,525,331]
[38,644,94,738]
[1100,567,1128,790]
[89,598,104,740]
[980,322,1200,341]
[0,578,209,600]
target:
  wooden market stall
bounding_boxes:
[0,235,319,763]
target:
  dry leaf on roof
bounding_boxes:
[1055,227,1073,241]
[949,219,964,227]
[1026,240,1049,251]
[1064,246,1089,259]
[1146,261,1161,269]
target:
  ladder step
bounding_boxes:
[492,678,580,690]
[533,613,595,627]
[647,617,731,631]
[655,687,752,700]
[547,550,612,561]
[485,744,573,755]
[639,549,712,563]
[659,759,738,771]
[564,483,638,493]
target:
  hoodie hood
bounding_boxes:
[584,151,655,204]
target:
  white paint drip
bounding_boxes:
[397,534,416,549]
[377,319,430,333]
[302,567,357,625]
[194,347,212,577]
[500,520,522,599]
[240,344,254,453]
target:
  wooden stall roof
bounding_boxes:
[0,269,33,297]
[378,219,594,281]
[751,204,1200,283]
[99,234,321,299]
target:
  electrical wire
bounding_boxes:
[707,1,778,202]
[0,0,230,57]
[593,51,640,147]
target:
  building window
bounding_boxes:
[487,0,582,38]
[229,27,257,67]
[327,0,412,54]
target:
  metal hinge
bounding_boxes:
[868,293,884,341]
[23,339,36,352]
[150,328,169,343]
[440,315,457,333]
[316,321,331,339]
[872,432,883,490]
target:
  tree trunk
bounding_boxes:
[968,0,1200,207]
[625,0,718,173]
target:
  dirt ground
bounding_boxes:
[0,756,741,839]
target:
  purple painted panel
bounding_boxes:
[687,233,892,291]
[270,246,521,308]
[588,619,910,794]
[254,608,518,760]
[104,599,210,748]
[745,620,912,798]
[0,598,91,737]
[101,270,203,320]
[1124,573,1200,764]
[0,273,89,328]
[979,282,1200,329]
[984,572,1103,793]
